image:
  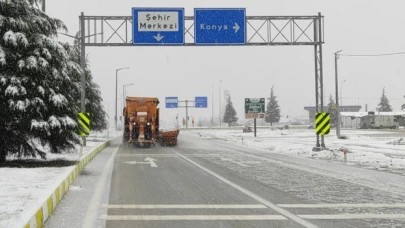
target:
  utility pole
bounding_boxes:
[42,0,45,12]
[334,50,342,137]
[212,85,214,127]
[178,100,195,129]
[80,12,86,146]
[115,67,129,131]
[186,100,188,129]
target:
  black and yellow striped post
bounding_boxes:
[78,112,91,136]
[315,112,330,136]
[78,113,90,147]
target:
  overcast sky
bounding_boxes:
[47,0,405,127]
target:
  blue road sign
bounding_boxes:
[132,8,184,45]
[195,97,208,108]
[194,8,246,45]
[165,97,178,108]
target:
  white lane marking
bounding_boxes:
[278,203,405,208]
[82,146,119,228]
[221,158,261,167]
[171,150,319,228]
[101,215,287,221]
[124,157,158,167]
[117,154,177,157]
[103,204,267,209]
[116,154,208,158]
[299,214,405,220]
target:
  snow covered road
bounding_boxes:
[183,128,405,175]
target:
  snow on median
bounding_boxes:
[184,128,405,174]
[0,135,112,228]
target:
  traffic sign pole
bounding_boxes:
[254,119,257,137]
[185,100,188,129]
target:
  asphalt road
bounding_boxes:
[46,133,405,228]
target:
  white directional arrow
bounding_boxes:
[153,33,164,42]
[221,158,261,167]
[125,157,158,167]
[232,22,240,33]
[144,157,158,167]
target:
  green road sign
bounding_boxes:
[245,98,265,119]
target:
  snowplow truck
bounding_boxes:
[123,97,160,147]
[122,97,180,147]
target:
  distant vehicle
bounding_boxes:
[243,126,252,133]
[360,112,401,129]
[340,111,405,129]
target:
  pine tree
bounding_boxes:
[0,0,80,162]
[377,88,393,112]
[265,86,281,126]
[65,43,108,132]
[223,95,238,127]
[327,94,336,124]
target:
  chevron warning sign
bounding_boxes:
[315,112,330,135]
[78,112,90,136]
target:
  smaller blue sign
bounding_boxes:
[132,8,184,45]
[195,97,208,108]
[165,97,178,108]
[194,8,246,45]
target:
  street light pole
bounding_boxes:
[123,83,134,113]
[115,67,129,131]
[334,50,342,137]
[212,85,214,127]
[340,80,347,106]
[219,80,222,128]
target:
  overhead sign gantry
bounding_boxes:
[78,8,326,150]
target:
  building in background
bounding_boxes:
[304,105,362,125]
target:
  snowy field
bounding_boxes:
[183,128,405,174]
[0,130,117,228]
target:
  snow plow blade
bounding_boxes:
[159,129,180,146]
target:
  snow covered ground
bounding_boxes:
[0,131,115,228]
[183,128,405,174]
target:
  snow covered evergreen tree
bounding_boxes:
[65,42,108,132]
[327,94,336,124]
[223,95,238,127]
[0,0,81,162]
[265,86,281,126]
[377,88,392,112]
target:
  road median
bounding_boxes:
[22,137,119,228]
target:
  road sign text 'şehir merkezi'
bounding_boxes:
[138,12,179,31]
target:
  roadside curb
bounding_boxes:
[23,137,119,228]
